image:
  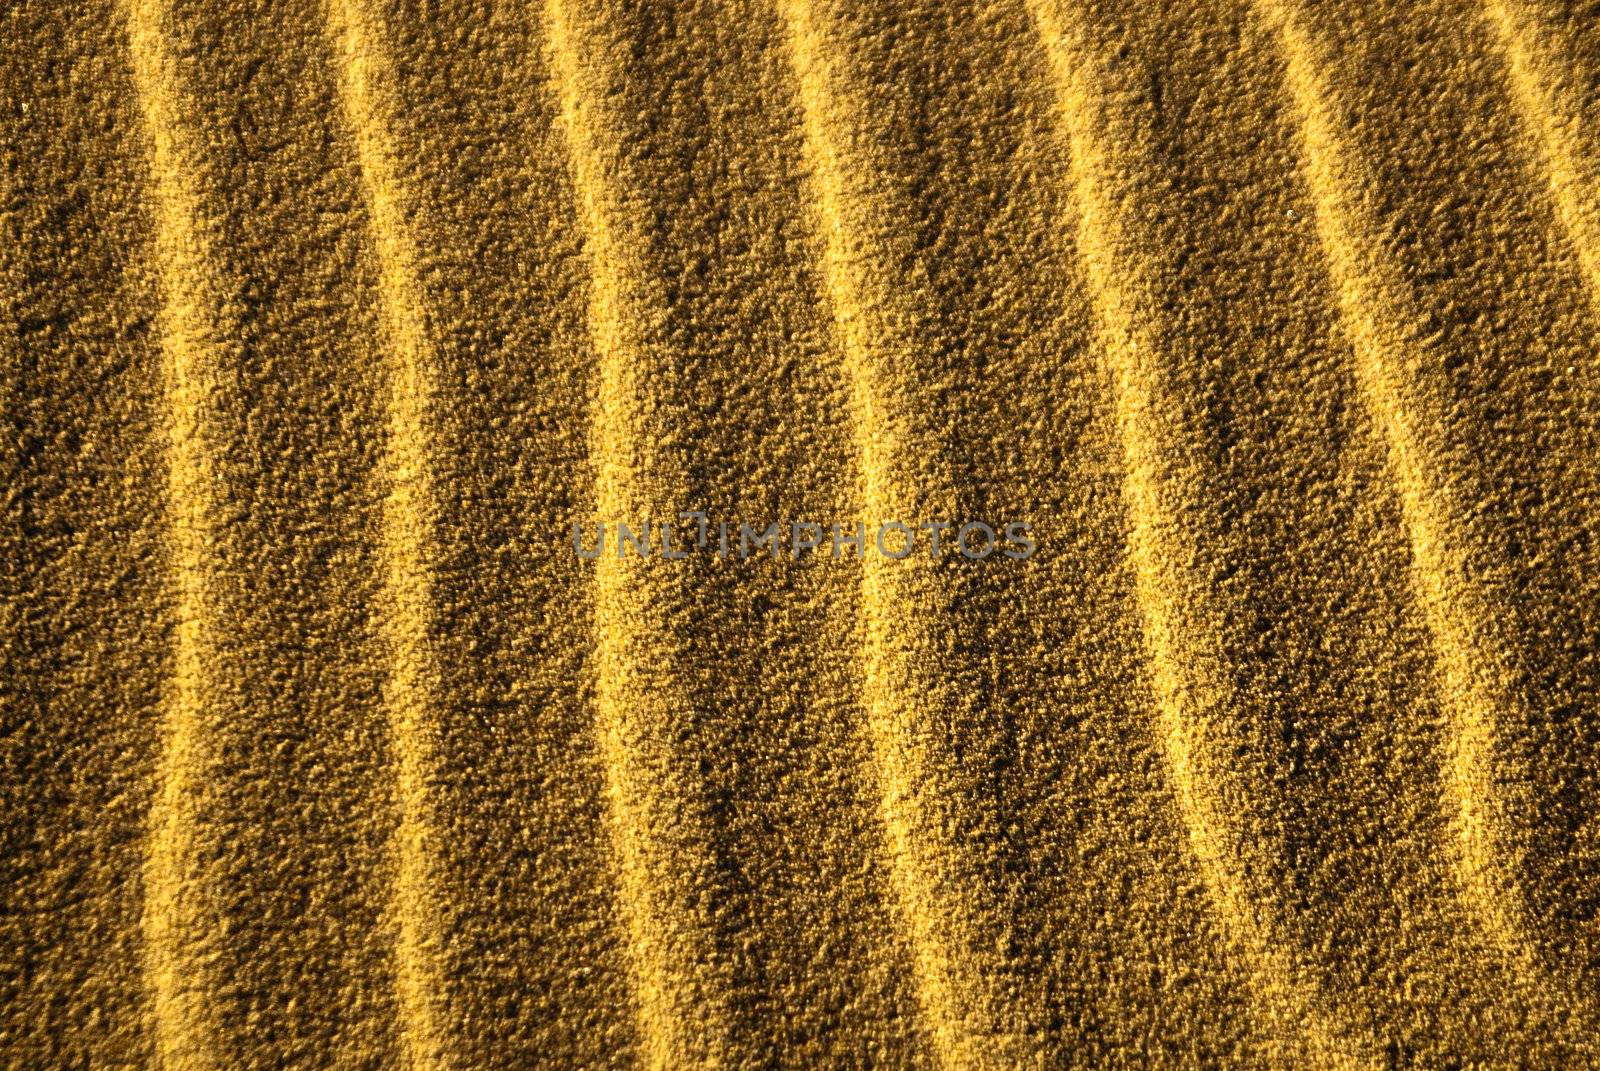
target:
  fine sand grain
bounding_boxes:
[5,0,1600,1067]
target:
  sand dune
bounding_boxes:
[5,0,1600,1067]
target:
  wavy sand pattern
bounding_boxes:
[5,0,1600,1066]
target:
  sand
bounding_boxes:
[4,0,1600,1066]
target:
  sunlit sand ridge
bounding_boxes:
[4,0,1599,1065]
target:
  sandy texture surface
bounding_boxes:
[5,0,1600,1066]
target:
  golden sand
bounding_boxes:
[5,0,1600,1066]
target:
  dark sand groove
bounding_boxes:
[127,0,406,1065]
[325,0,451,1065]
[1,3,166,1066]
[542,2,742,1061]
[545,1,929,1066]
[1027,4,1382,1066]
[1036,1,1584,1065]
[318,1,638,1066]
[777,1,1040,1063]
[1256,0,1600,1056]
[7,0,1600,1067]
[782,2,1274,1065]
[1484,0,1600,305]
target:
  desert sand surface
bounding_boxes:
[5,0,1600,1067]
